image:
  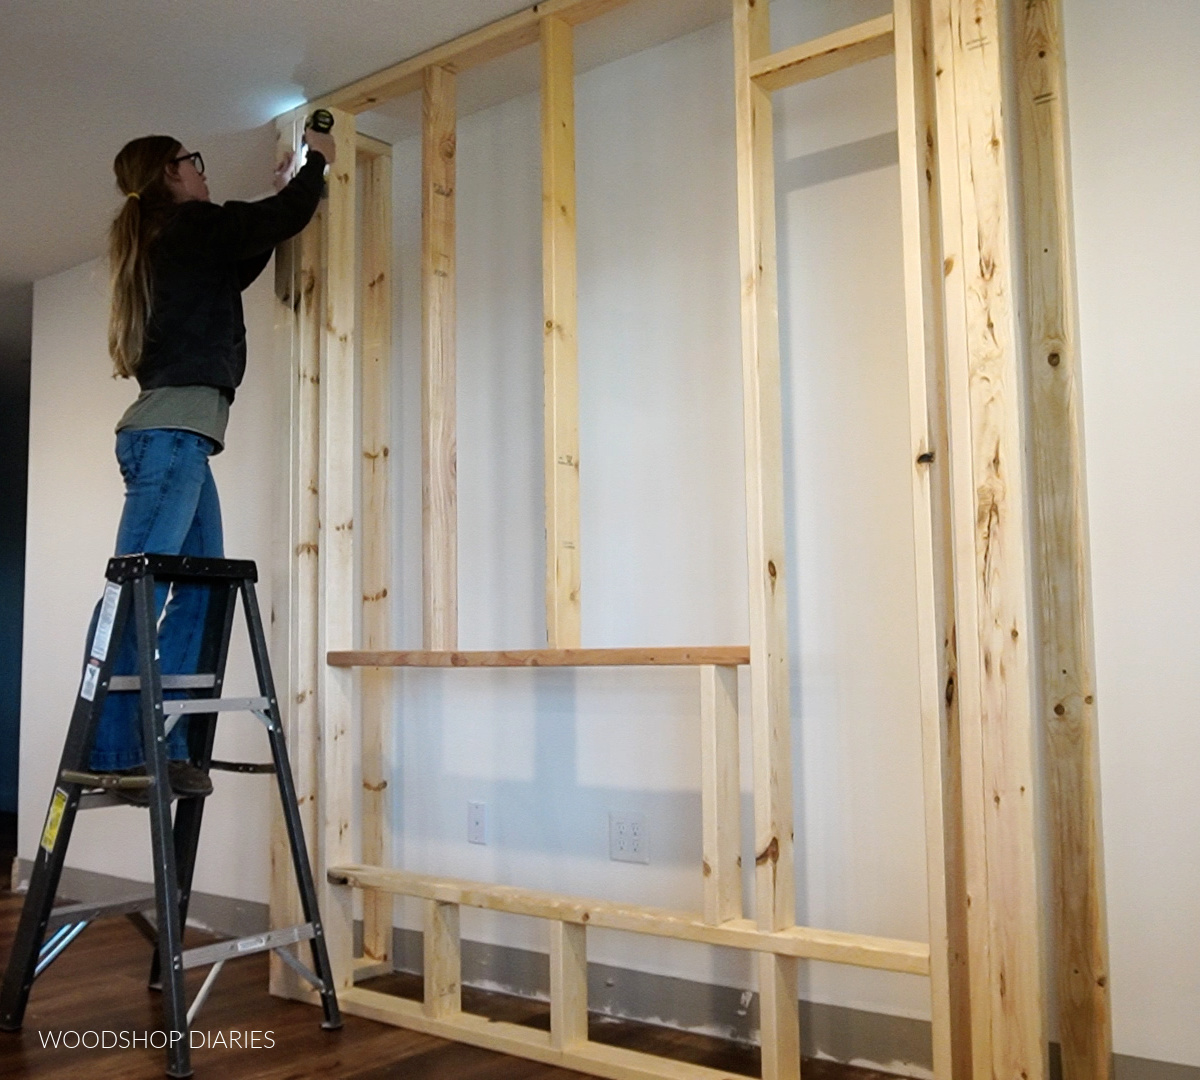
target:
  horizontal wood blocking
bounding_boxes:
[328,647,751,668]
[328,864,931,975]
[341,986,744,1080]
[355,131,392,157]
[750,14,895,93]
[307,0,633,115]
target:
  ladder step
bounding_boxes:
[162,696,270,716]
[47,894,156,932]
[108,674,217,692]
[182,923,316,970]
[76,790,180,811]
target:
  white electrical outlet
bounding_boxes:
[609,811,649,864]
[468,801,487,845]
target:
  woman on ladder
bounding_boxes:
[87,124,335,803]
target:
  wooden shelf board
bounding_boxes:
[327,647,751,669]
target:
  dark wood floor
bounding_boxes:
[0,884,900,1079]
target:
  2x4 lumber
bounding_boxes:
[732,0,797,941]
[327,646,750,668]
[270,115,325,1002]
[549,921,589,1050]
[733,2,799,1073]
[358,142,394,970]
[423,899,462,1019]
[302,0,634,116]
[318,107,360,995]
[542,15,583,648]
[355,131,392,157]
[758,953,801,1080]
[328,864,931,975]
[341,986,745,1080]
[700,665,743,925]
[750,14,895,93]
[1015,2,1112,1076]
[892,1,971,1076]
[930,2,1047,1077]
[422,65,459,651]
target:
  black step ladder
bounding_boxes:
[0,554,341,1077]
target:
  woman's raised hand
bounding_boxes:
[304,129,336,165]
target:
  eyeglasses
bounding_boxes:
[170,151,205,176]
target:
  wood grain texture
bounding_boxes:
[750,14,895,92]
[358,141,394,970]
[318,106,359,996]
[549,921,588,1050]
[0,891,904,1080]
[422,65,459,651]
[328,647,750,668]
[930,1,1047,1076]
[271,113,326,1005]
[732,0,797,939]
[1014,2,1112,1076]
[891,1,971,1076]
[423,899,462,1019]
[700,665,743,925]
[329,863,930,975]
[542,15,582,649]
[733,3,799,1072]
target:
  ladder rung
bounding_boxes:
[47,894,156,932]
[60,769,152,790]
[210,760,276,774]
[109,674,217,692]
[182,923,316,970]
[162,696,270,716]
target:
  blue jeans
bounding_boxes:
[87,429,224,771]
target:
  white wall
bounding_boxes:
[1064,0,1200,1068]
[20,257,286,903]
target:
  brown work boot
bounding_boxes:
[168,760,213,798]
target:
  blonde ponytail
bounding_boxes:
[108,136,180,378]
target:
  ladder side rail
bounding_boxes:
[240,577,342,1030]
[149,580,240,989]
[0,581,135,1030]
[135,572,192,1079]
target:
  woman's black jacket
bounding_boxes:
[136,150,327,401]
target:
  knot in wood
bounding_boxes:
[755,836,779,867]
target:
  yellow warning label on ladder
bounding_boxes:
[40,789,68,854]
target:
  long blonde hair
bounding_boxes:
[108,136,181,377]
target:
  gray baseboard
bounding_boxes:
[13,860,1196,1079]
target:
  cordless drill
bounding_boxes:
[305,109,334,195]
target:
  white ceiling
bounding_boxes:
[0,0,550,295]
[0,0,730,366]
[0,0,729,300]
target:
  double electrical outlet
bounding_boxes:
[466,803,649,864]
[608,811,649,864]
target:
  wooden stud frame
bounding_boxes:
[272,1,1112,1078]
[1015,1,1111,1076]
[422,65,459,652]
[357,132,395,978]
[270,113,325,1003]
